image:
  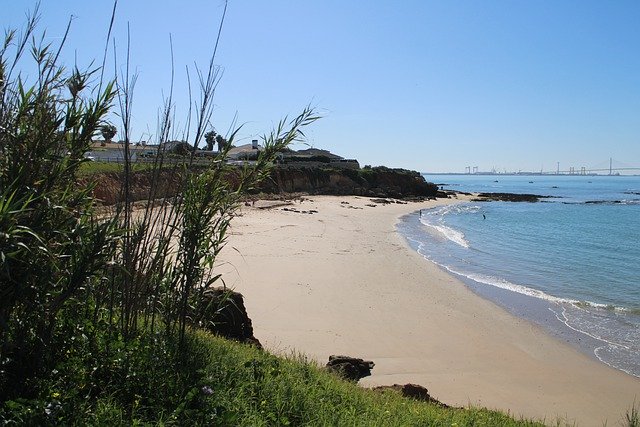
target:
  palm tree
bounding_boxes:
[216,134,227,152]
[204,130,216,151]
[100,124,117,146]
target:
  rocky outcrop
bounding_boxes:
[325,355,375,381]
[85,164,440,205]
[472,192,551,202]
[373,384,449,407]
[263,166,439,199]
[192,287,262,348]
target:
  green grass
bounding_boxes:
[78,160,214,176]
[190,332,545,426]
[1,325,547,426]
[78,160,159,176]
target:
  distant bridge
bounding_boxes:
[560,158,640,175]
[464,158,640,175]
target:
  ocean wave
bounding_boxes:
[550,305,640,377]
[423,204,480,217]
[572,300,640,314]
[421,222,470,248]
[417,205,481,249]
[455,270,574,303]
[402,224,640,377]
[560,199,640,206]
[550,305,630,348]
[456,269,636,314]
[594,345,640,378]
[409,208,637,314]
[407,241,577,304]
[418,253,632,311]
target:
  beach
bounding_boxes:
[217,195,640,426]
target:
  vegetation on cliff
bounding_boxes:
[80,164,441,205]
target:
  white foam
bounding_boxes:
[402,207,640,378]
[422,222,470,248]
[419,206,473,249]
[410,210,633,313]
[594,345,640,378]
[426,204,480,216]
[549,305,630,349]
[414,252,578,305]
[551,306,640,377]
[461,271,573,303]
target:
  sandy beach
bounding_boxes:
[217,195,640,426]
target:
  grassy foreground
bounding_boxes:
[1,326,545,426]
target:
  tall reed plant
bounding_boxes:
[0,1,318,401]
[0,7,118,394]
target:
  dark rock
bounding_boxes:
[585,200,623,204]
[370,198,392,204]
[373,383,449,407]
[326,355,375,381]
[193,287,262,348]
[473,192,551,202]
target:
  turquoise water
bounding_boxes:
[398,174,640,377]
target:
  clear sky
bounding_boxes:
[5,1,640,173]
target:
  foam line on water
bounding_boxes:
[549,305,630,350]
[411,239,576,305]
[594,346,639,378]
[418,205,474,249]
[403,226,640,377]
[550,306,639,378]
[421,222,470,248]
[405,220,635,314]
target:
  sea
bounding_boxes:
[397,174,640,378]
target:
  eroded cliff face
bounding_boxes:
[84,166,439,205]
[262,166,439,198]
[80,169,183,205]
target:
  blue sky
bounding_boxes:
[5,1,640,173]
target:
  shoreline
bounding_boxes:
[217,195,640,426]
[398,209,640,379]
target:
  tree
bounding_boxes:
[204,130,216,151]
[100,123,117,145]
[172,141,194,156]
[216,134,227,152]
